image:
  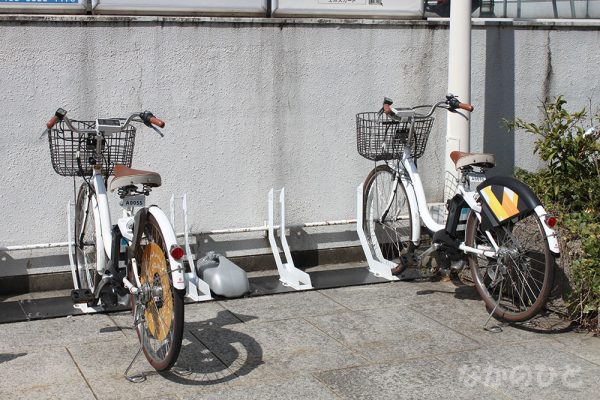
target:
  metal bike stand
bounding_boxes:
[123,346,146,383]
[356,183,399,281]
[267,188,313,290]
[482,279,504,333]
[124,299,147,383]
[170,194,212,302]
[67,201,104,314]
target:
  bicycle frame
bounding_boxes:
[85,170,186,293]
[385,145,559,257]
[71,123,186,297]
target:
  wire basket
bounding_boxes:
[356,112,434,161]
[48,120,136,177]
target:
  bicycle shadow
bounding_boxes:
[415,284,480,301]
[0,352,27,364]
[160,310,263,385]
[448,275,576,335]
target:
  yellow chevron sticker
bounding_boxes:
[482,186,509,221]
[502,188,520,218]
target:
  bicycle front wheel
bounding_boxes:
[75,183,99,293]
[465,211,554,322]
[363,164,415,268]
[132,213,184,371]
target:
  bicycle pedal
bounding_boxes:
[71,289,95,304]
[391,263,407,276]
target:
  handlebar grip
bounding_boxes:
[149,116,165,128]
[458,102,474,112]
[46,115,59,129]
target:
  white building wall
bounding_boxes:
[1,16,599,276]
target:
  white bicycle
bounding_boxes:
[358,95,560,322]
[46,109,186,376]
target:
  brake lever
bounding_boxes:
[149,124,164,138]
[448,108,469,120]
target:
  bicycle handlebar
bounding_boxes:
[446,95,474,112]
[383,93,474,120]
[46,108,67,129]
[149,116,165,128]
[46,116,59,129]
[45,109,166,134]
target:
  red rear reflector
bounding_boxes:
[170,246,184,260]
[545,215,557,228]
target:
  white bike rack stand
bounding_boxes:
[268,188,313,290]
[66,201,104,314]
[170,194,212,302]
[356,183,399,281]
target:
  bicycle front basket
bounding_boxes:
[356,112,434,161]
[48,120,136,177]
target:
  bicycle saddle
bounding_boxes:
[450,151,496,170]
[109,164,162,192]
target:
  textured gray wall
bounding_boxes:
[1,16,599,276]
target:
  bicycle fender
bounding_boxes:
[147,206,187,290]
[534,205,560,255]
[476,176,560,255]
[477,176,540,226]
[129,207,148,261]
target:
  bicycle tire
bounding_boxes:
[363,164,415,269]
[465,210,554,322]
[75,183,100,292]
[131,213,184,371]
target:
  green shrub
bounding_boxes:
[508,96,600,328]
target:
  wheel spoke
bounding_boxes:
[467,211,553,321]
[364,167,412,264]
[133,214,184,371]
[148,297,172,355]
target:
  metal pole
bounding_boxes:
[445,0,472,200]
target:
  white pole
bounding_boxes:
[445,0,472,200]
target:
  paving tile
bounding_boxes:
[0,313,124,352]
[108,301,242,341]
[407,295,544,345]
[181,375,339,400]
[197,318,366,380]
[67,331,233,399]
[1,264,599,399]
[316,357,505,400]
[0,347,94,400]
[317,280,454,311]
[219,290,348,323]
[307,306,480,363]
[550,332,600,366]
[185,301,243,326]
[436,339,600,399]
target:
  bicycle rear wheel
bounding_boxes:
[465,211,554,322]
[75,183,99,292]
[132,213,184,371]
[363,164,415,269]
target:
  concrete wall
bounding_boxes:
[1,15,600,277]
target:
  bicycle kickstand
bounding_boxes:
[482,281,505,333]
[124,305,147,383]
[124,345,146,383]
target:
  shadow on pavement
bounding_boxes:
[509,311,577,335]
[161,311,263,385]
[0,352,27,364]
